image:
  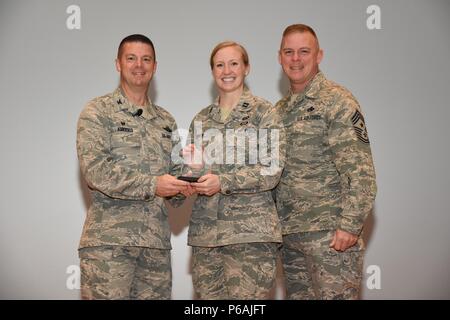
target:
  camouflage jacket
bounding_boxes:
[275,72,377,236]
[186,89,284,247]
[76,87,181,249]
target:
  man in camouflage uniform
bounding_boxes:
[275,24,377,299]
[182,42,285,299]
[76,34,190,299]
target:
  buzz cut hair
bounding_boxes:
[281,24,320,49]
[117,34,155,60]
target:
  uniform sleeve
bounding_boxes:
[76,101,157,201]
[327,95,377,235]
[219,106,286,195]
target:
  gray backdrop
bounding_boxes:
[1,0,449,299]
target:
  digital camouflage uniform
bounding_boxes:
[77,87,181,299]
[186,88,285,299]
[275,72,377,299]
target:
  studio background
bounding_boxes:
[1,0,449,299]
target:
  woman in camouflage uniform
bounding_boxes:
[183,41,285,299]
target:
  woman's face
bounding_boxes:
[212,46,249,94]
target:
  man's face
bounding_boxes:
[279,32,323,92]
[212,46,249,95]
[115,42,156,89]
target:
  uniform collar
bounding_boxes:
[285,71,325,110]
[112,87,159,120]
[208,87,253,123]
[304,70,324,99]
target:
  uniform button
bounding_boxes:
[225,190,231,195]
[144,194,150,200]
[106,157,113,162]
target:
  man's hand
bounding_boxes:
[330,229,358,252]
[155,174,190,197]
[191,174,220,196]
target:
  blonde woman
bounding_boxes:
[183,41,285,299]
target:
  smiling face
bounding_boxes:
[115,41,157,91]
[211,45,249,95]
[279,31,323,93]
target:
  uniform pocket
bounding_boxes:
[221,194,276,235]
[160,137,173,162]
[339,249,364,299]
[79,246,114,260]
[110,131,142,164]
[289,117,327,162]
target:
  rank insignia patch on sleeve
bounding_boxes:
[351,110,370,143]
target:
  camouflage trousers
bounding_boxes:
[79,245,171,300]
[281,230,365,300]
[192,242,278,300]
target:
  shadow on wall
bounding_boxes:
[167,196,195,236]
[360,206,376,299]
[268,255,286,299]
[148,77,158,104]
[362,206,376,249]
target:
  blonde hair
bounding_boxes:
[209,41,249,69]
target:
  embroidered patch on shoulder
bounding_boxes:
[351,110,370,143]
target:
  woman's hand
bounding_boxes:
[191,174,221,196]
